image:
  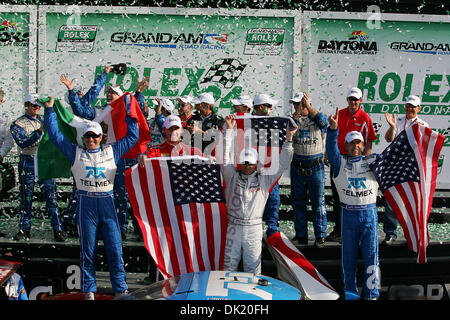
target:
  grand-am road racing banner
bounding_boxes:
[0,5,37,121]
[302,12,450,188]
[37,6,301,118]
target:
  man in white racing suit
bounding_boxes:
[221,114,296,274]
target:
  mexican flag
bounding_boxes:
[94,92,151,159]
[36,97,91,180]
[36,93,151,180]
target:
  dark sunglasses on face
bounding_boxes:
[30,104,41,109]
[84,132,102,139]
[348,97,359,102]
[405,103,419,109]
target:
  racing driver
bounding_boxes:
[326,108,380,300]
[43,96,138,300]
[221,114,297,274]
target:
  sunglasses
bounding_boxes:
[241,161,256,166]
[348,97,360,102]
[83,132,102,139]
[30,104,41,109]
[405,104,419,109]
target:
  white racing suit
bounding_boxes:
[221,129,293,274]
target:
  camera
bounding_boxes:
[110,63,127,75]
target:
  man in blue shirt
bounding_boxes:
[10,93,65,242]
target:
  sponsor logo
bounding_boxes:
[85,166,106,179]
[0,19,29,46]
[244,28,285,55]
[56,25,98,52]
[110,32,227,50]
[348,177,367,189]
[317,30,378,55]
[390,41,450,55]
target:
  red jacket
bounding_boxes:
[145,141,203,158]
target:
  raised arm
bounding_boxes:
[44,97,77,164]
[326,108,341,178]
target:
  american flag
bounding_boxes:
[233,115,293,175]
[125,156,227,278]
[369,123,444,263]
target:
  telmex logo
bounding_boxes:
[317,30,377,55]
[85,166,106,179]
[390,42,450,55]
[347,177,367,190]
[111,32,228,46]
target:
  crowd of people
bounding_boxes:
[0,67,429,300]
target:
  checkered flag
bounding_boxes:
[201,58,246,88]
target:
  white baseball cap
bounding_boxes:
[345,131,364,143]
[347,87,362,100]
[163,115,182,129]
[152,98,176,114]
[230,95,253,109]
[24,93,42,106]
[83,121,103,136]
[253,94,278,107]
[177,95,194,105]
[239,148,258,164]
[105,85,124,97]
[405,95,421,107]
[193,93,215,105]
[289,92,304,103]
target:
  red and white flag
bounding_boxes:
[94,92,151,159]
[370,123,445,263]
[125,156,228,278]
[266,231,339,300]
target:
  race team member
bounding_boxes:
[60,66,113,236]
[230,95,252,114]
[290,92,328,248]
[221,114,296,274]
[147,98,175,147]
[382,94,429,245]
[10,93,65,242]
[44,96,138,300]
[326,108,380,300]
[251,93,281,238]
[327,87,377,242]
[61,65,113,111]
[187,93,224,153]
[138,115,202,166]
[177,95,195,128]
[66,77,147,239]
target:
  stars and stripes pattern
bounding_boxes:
[234,115,292,175]
[125,156,227,278]
[369,123,444,263]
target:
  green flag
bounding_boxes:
[36,97,90,180]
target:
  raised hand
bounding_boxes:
[60,74,75,91]
[285,121,298,142]
[385,112,397,128]
[45,96,54,108]
[136,76,150,93]
[224,114,236,129]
